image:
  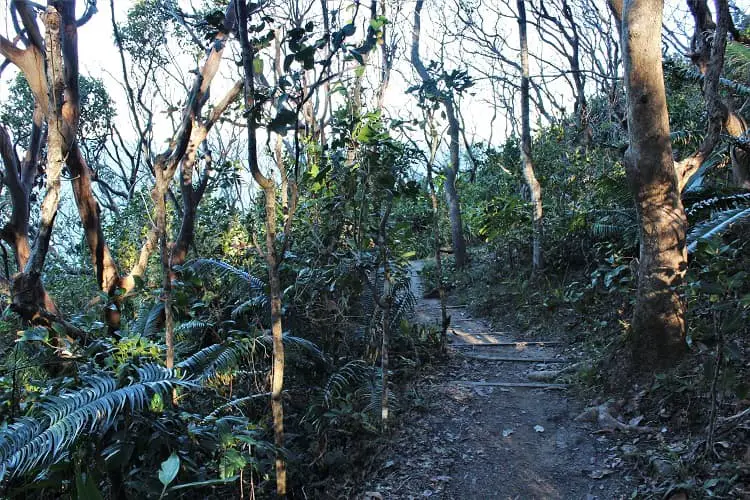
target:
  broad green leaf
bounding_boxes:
[158,453,180,487]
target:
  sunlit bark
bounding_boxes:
[621,0,688,366]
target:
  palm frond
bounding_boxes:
[590,209,637,239]
[687,206,750,253]
[677,65,750,97]
[0,365,191,480]
[725,41,750,81]
[389,272,416,328]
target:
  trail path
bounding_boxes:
[360,261,629,499]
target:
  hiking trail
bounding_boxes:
[360,261,630,499]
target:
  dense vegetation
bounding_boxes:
[0,0,748,498]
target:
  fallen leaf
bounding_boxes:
[430,475,451,482]
[534,425,545,433]
[364,492,383,499]
[502,428,514,437]
[588,469,614,479]
[628,415,644,426]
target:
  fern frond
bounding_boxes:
[359,371,399,416]
[323,360,372,407]
[144,302,165,337]
[230,296,268,319]
[176,341,251,383]
[189,259,265,290]
[683,150,725,193]
[686,192,750,216]
[687,206,750,253]
[0,365,191,480]
[175,319,212,336]
[131,301,152,337]
[255,334,328,364]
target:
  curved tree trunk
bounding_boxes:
[411,0,468,269]
[518,0,544,274]
[621,0,688,367]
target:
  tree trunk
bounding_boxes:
[427,122,450,348]
[236,1,286,493]
[518,0,544,274]
[444,100,469,269]
[621,0,688,367]
[411,0,468,269]
[264,185,286,496]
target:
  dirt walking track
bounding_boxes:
[359,261,629,499]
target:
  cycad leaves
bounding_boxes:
[0,365,190,480]
[687,206,750,253]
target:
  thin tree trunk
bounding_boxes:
[621,0,688,367]
[518,0,544,274]
[411,0,468,269]
[236,1,286,493]
[427,122,449,348]
[377,196,393,431]
[444,99,469,268]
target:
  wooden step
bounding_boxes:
[450,381,567,390]
[451,340,562,347]
[459,354,567,363]
[450,331,514,336]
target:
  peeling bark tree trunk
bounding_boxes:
[621,0,688,367]
[518,0,544,274]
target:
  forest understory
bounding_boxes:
[1,0,750,498]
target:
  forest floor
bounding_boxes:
[358,261,632,499]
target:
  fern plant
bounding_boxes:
[0,364,192,480]
[687,206,750,253]
[0,330,327,481]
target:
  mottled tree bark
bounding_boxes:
[621,0,688,366]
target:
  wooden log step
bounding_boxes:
[450,381,567,390]
[450,331,514,336]
[451,340,562,347]
[459,354,567,363]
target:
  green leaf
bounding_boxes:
[16,326,49,343]
[253,57,264,74]
[158,453,180,487]
[76,472,104,500]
